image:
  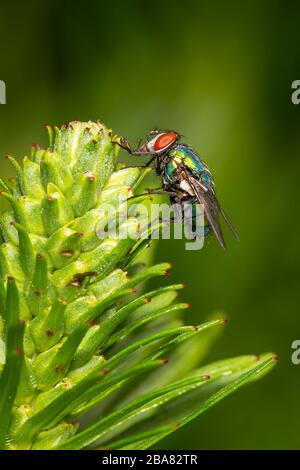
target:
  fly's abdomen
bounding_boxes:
[183,197,211,239]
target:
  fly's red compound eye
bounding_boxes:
[146,130,179,153]
[153,132,178,151]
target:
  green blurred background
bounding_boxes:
[1,0,300,450]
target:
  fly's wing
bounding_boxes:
[184,172,227,250]
[220,207,239,241]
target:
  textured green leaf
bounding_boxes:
[0,279,25,449]
[60,354,276,450]
[33,323,88,391]
[123,355,278,450]
[12,359,165,449]
[71,284,185,369]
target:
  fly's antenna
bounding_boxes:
[177,131,186,139]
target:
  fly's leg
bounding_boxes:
[125,163,155,169]
[144,186,163,192]
[144,156,155,167]
[127,190,177,202]
[112,137,156,168]
[127,156,156,168]
[111,136,133,154]
[130,152,156,168]
[144,190,177,196]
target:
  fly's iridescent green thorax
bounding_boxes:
[163,145,213,190]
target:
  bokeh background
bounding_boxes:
[1,0,300,450]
